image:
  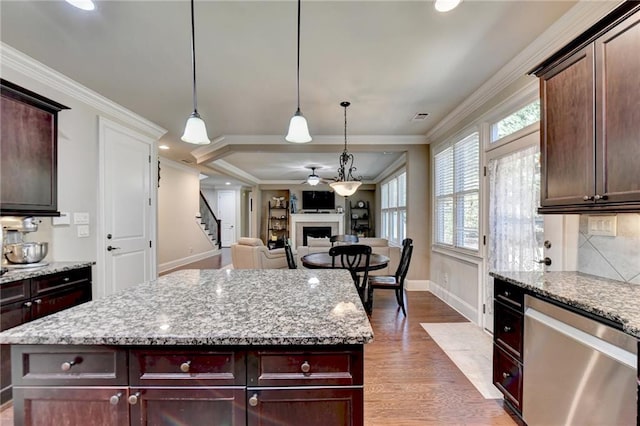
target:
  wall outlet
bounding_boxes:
[77,224,90,238]
[52,212,70,226]
[74,212,90,225]
[587,215,617,237]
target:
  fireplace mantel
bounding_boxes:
[290,213,344,249]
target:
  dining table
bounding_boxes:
[301,252,390,272]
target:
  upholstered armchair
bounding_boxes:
[230,237,288,269]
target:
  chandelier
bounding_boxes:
[330,101,361,197]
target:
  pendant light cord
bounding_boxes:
[344,104,348,151]
[296,0,301,111]
[190,0,198,114]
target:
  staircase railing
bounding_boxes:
[199,192,222,250]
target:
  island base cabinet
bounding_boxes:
[13,387,130,426]
[247,388,363,426]
[130,388,246,426]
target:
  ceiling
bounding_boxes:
[0,0,577,187]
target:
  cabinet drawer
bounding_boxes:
[248,348,363,386]
[0,279,30,306]
[12,345,127,386]
[494,301,524,360]
[1,300,30,331]
[493,345,522,411]
[130,349,245,386]
[31,284,92,321]
[31,267,91,298]
[494,279,524,311]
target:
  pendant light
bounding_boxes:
[330,101,361,197]
[285,0,312,143]
[181,0,210,145]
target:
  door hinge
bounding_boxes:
[149,241,152,248]
[483,166,486,177]
[148,155,151,163]
[483,235,486,245]
[149,198,151,206]
[483,303,486,314]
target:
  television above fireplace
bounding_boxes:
[302,191,335,211]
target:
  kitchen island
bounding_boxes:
[0,268,373,426]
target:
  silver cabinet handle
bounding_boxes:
[23,301,32,307]
[301,361,311,374]
[503,291,510,297]
[180,361,191,373]
[249,393,258,407]
[109,392,122,405]
[61,361,76,371]
[503,326,512,333]
[583,195,594,201]
[128,392,141,405]
[107,246,121,252]
[502,372,511,379]
[34,299,42,305]
[594,194,608,201]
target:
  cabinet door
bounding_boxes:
[129,388,246,426]
[30,284,92,321]
[595,10,640,204]
[540,45,595,208]
[12,387,129,426]
[247,388,363,426]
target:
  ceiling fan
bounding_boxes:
[302,166,332,186]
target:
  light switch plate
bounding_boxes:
[587,215,617,237]
[77,224,90,238]
[52,212,70,226]
[74,212,90,225]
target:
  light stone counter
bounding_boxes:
[0,261,94,284]
[0,269,374,346]
[490,270,640,338]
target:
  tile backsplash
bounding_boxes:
[578,213,640,284]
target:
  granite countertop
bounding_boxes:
[490,270,640,339]
[0,269,374,346]
[0,261,94,284]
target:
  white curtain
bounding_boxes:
[488,145,543,272]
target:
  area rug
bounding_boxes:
[420,322,502,399]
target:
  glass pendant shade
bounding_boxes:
[330,181,361,197]
[307,175,320,186]
[434,0,462,12]
[286,110,312,143]
[181,112,211,145]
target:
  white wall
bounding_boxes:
[157,158,217,272]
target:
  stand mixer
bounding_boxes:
[1,216,48,272]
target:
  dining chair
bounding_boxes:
[329,244,372,300]
[284,241,297,269]
[330,234,359,246]
[367,238,413,316]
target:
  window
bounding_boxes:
[381,171,406,245]
[490,100,540,143]
[434,132,479,251]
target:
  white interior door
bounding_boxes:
[99,117,155,298]
[218,190,237,247]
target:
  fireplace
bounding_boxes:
[290,213,344,249]
[302,226,332,246]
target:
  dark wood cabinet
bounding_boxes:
[0,267,92,404]
[10,344,364,426]
[492,279,524,415]
[534,3,640,213]
[0,79,69,216]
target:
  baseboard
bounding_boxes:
[158,249,221,274]
[427,280,478,324]
[405,279,429,291]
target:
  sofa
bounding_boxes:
[296,237,400,276]
[230,237,288,269]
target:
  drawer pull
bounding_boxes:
[128,392,141,405]
[180,361,191,373]
[503,291,510,297]
[301,361,311,374]
[583,195,595,201]
[24,301,32,308]
[63,277,70,282]
[249,394,258,407]
[61,361,76,371]
[503,326,512,333]
[502,372,511,379]
[109,392,122,405]
[34,299,42,305]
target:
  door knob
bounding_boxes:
[534,257,552,266]
[107,246,121,251]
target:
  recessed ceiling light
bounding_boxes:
[225,182,231,185]
[434,0,462,13]
[158,145,170,150]
[65,0,95,11]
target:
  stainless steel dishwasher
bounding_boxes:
[523,295,637,426]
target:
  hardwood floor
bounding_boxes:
[159,248,232,275]
[1,257,518,425]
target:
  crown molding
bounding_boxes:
[159,157,200,175]
[1,43,167,140]
[426,0,621,143]
[212,160,260,185]
[374,154,407,184]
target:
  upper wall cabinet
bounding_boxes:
[0,80,69,216]
[533,3,640,213]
